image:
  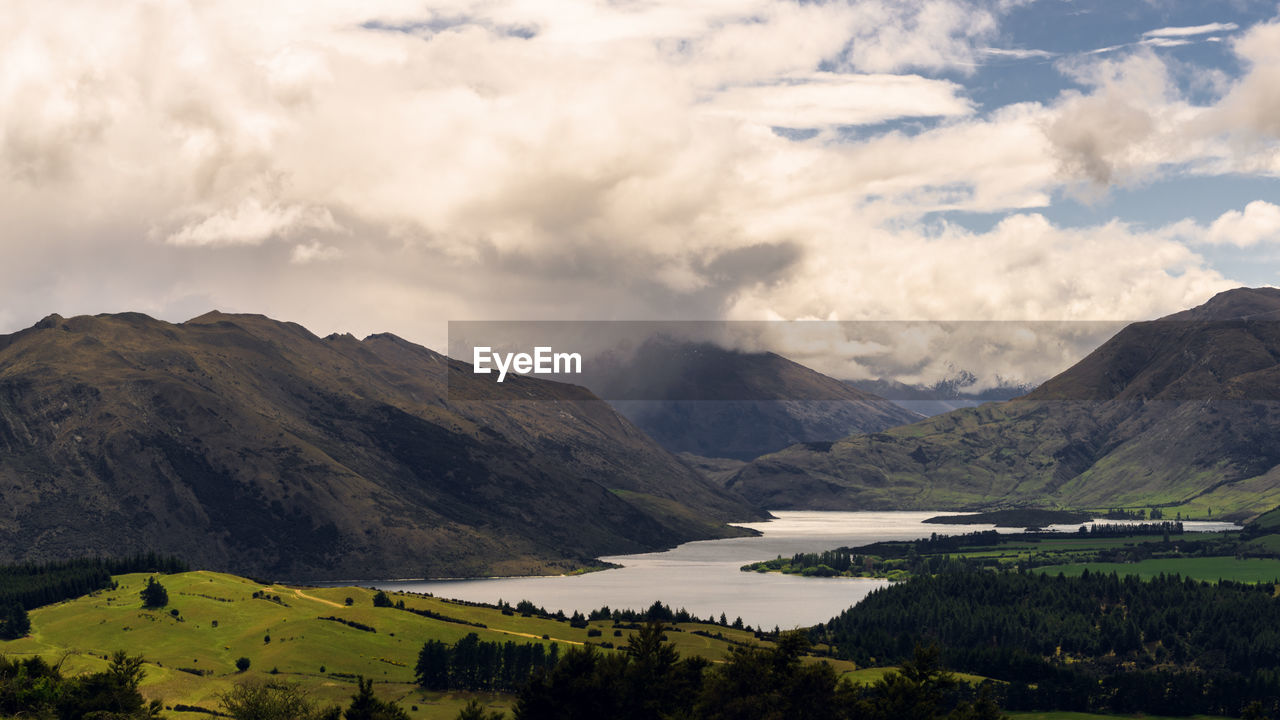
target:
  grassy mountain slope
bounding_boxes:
[0,312,763,580]
[729,288,1280,519]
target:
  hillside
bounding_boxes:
[0,312,763,580]
[728,288,1280,519]
[2,571,791,720]
[588,338,921,460]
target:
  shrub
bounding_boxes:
[236,657,251,672]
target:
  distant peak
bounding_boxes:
[184,310,271,325]
[97,311,159,325]
[186,310,229,323]
[1164,286,1280,322]
[1204,286,1280,305]
[33,313,65,330]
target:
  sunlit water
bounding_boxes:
[370,511,1238,629]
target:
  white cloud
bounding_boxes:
[290,240,345,264]
[1207,19,1280,143]
[1140,37,1193,48]
[0,0,1268,365]
[166,199,340,247]
[1166,201,1280,248]
[705,73,973,127]
[719,211,1234,384]
[1041,42,1280,188]
[1143,22,1238,38]
[1207,201,1280,247]
[981,47,1055,59]
[837,0,999,73]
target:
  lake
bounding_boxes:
[371,511,1239,629]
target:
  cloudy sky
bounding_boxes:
[3,0,1279,382]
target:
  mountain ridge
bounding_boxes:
[728,287,1280,519]
[0,311,764,580]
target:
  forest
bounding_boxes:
[415,633,561,692]
[0,555,189,640]
[511,622,1004,720]
[0,555,188,611]
[736,522,1280,580]
[817,569,1280,717]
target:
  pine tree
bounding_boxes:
[140,577,168,608]
[344,677,408,720]
[0,603,30,639]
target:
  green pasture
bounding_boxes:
[1035,557,1280,583]
[1,571,808,720]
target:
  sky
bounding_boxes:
[2,0,1280,385]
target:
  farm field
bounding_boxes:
[1035,557,1280,583]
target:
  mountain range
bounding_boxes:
[584,338,921,460]
[846,373,1033,417]
[8,287,1280,580]
[728,288,1280,520]
[0,312,763,580]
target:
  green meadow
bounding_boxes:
[1,571,860,719]
[1008,707,1228,712]
[1035,557,1280,583]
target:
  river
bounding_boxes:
[371,511,1238,629]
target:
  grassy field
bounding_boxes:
[0,571,862,720]
[746,530,1261,582]
[1008,707,1228,712]
[1035,557,1280,583]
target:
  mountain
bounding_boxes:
[847,373,1033,417]
[584,338,922,461]
[728,288,1280,520]
[0,312,764,580]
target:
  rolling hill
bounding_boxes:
[0,312,764,580]
[3,571,787,720]
[727,288,1280,520]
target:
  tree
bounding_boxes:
[0,651,161,720]
[694,630,838,720]
[456,699,505,720]
[220,677,341,720]
[372,591,393,608]
[69,650,163,719]
[140,577,168,608]
[0,603,30,639]
[344,677,409,720]
[236,657,252,672]
[415,640,451,690]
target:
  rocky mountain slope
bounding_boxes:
[0,312,764,580]
[728,288,1280,520]
[588,338,921,460]
[847,373,1033,417]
